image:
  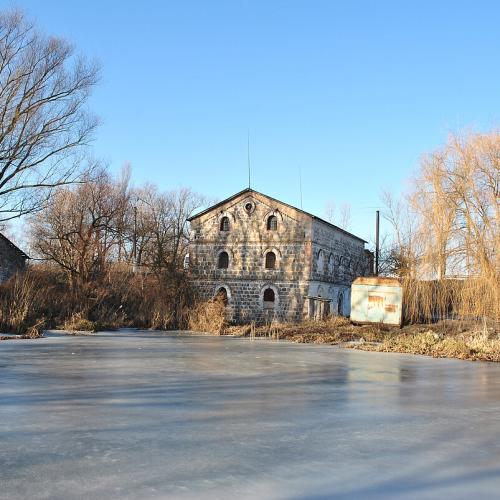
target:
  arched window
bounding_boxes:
[265,251,276,269]
[328,254,334,275]
[215,287,228,305]
[218,251,229,269]
[334,255,341,276]
[263,288,275,305]
[317,250,325,273]
[267,215,278,231]
[220,216,230,232]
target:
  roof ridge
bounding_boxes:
[188,187,367,243]
[0,232,29,259]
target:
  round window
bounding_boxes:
[244,202,254,213]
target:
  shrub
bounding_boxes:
[188,296,227,334]
[325,315,351,328]
[22,319,46,339]
[61,313,97,332]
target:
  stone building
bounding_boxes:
[188,188,371,323]
[0,233,28,283]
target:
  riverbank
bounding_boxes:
[223,317,500,362]
[3,315,499,363]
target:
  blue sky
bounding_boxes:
[4,0,500,244]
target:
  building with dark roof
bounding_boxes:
[188,188,371,323]
[0,233,29,283]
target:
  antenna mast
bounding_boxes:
[247,131,251,189]
[375,210,380,276]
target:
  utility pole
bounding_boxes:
[375,210,380,276]
[133,205,138,273]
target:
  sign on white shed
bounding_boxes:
[350,277,403,326]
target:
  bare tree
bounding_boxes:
[324,201,336,224]
[380,189,419,278]
[0,9,99,220]
[29,166,125,285]
[133,186,205,275]
[338,203,352,230]
[324,200,352,229]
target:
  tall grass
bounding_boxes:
[0,264,195,334]
[0,272,44,334]
[402,276,499,325]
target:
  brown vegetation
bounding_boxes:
[62,313,97,333]
[0,270,45,334]
[225,315,371,343]
[188,296,228,335]
[0,162,203,336]
[195,311,500,362]
[0,261,196,337]
[0,176,201,336]
[351,322,500,362]
[187,296,500,362]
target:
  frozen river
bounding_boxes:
[1,331,500,499]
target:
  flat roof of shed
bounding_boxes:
[353,277,401,286]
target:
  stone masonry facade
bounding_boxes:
[188,189,370,323]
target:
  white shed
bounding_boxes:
[350,277,403,326]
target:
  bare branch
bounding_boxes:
[0,9,99,220]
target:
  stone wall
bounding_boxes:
[308,219,369,315]
[194,279,309,323]
[189,191,313,322]
[310,219,368,284]
[0,235,27,283]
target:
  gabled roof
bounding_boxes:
[188,187,367,243]
[0,233,29,259]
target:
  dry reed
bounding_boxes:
[187,296,228,334]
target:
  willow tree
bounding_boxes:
[383,131,500,322]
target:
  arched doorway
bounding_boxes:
[215,287,228,305]
[337,292,344,316]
